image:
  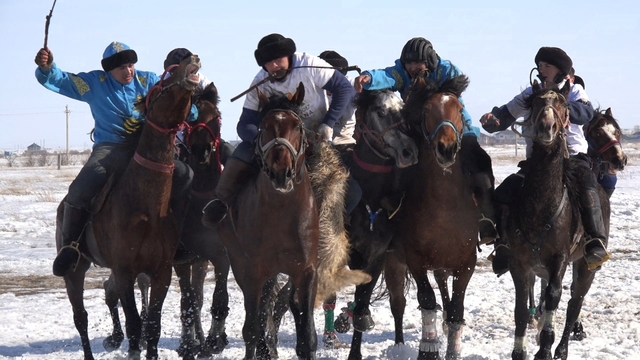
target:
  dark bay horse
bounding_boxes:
[396,74,479,360]
[101,83,230,360]
[503,81,609,360]
[55,55,201,360]
[207,84,319,359]
[175,82,231,358]
[339,89,419,359]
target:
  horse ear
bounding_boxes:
[291,82,305,106]
[605,107,613,117]
[532,79,541,92]
[257,88,269,110]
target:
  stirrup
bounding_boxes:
[57,241,83,272]
[584,238,610,271]
[487,242,509,262]
[478,215,498,245]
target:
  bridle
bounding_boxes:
[512,90,570,140]
[183,117,223,173]
[133,64,194,174]
[255,109,307,184]
[418,92,462,149]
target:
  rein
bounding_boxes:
[256,109,307,184]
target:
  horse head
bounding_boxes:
[354,90,418,168]
[185,83,222,170]
[585,107,627,172]
[255,82,307,193]
[403,74,469,169]
[525,80,570,146]
[137,54,201,131]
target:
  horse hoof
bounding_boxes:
[206,333,229,355]
[334,311,351,333]
[353,311,375,332]
[103,334,124,352]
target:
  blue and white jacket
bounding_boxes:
[36,63,198,147]
[362,59,479,137]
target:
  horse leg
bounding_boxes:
[191,260,208,348]
[528,274,538,327]
[433,270,450,335]
[64,259,94,360]
[137,273,151,349]
[103,273,125,352]
[206,253,230,355]
[144,265,173,360]
[239,275,266,360]
[510,269,532,360]
[174,261,198,359]
[535,263,568,360]
[289,267,318,360]
[348,261,384,360]
[443,267,474,360]
[385,253,407,345]
[554,261,595,360]
[272,278,293,335]
[322,293,340,348]
[113,272,142,360]
[414,272,440,360]
[258,277,279,360]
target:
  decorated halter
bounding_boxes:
[183,117,223,174]
[255,109,307,184]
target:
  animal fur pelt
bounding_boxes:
[306,137,371,306]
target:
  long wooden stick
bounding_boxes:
[43,0,57,48]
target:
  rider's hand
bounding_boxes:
[35,48,53,71]
[353,74,371,93]
[480,112,501,133]
[318,123,333,142]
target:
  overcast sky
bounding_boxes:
[1,0,638,150]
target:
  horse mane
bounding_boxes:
[196,83,220,107]
[586,107,621,134]
[402,74,469,136]
[354,89,394,111]
[259,92,302,118]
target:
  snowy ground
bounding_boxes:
[0,146,639,359]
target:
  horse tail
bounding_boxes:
[308,140,372,306]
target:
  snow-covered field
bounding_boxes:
[0,145,638,359]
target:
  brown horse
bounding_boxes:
[208,83,319,359]
[56,55,201,360]
[396,74,478,360]
[503,81,609,360]
[585,107,628,187]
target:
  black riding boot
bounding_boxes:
[490,170,526,277]
[580,187,610,270]
[202,158,253,227]
[474,170,498,245]
[53,202,90,277]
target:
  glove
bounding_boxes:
[34,48,53,71]
[318,123,333,142]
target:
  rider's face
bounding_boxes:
[110,63,135,85]
[537,61,565,85]
[264,56,290,78]
[404,61,428,79]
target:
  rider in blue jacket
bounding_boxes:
[35,41,196,277]
[354,37,497,243]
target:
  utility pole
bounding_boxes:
[65,105,70,162]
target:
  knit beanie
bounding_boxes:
[534,47,573,76]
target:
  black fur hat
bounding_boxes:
[164,48,192,70]
[534,47,573,76]
[254,33,296,67]
[400,37,439,71]
[319,50,348,75]
[101,41,138,72]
